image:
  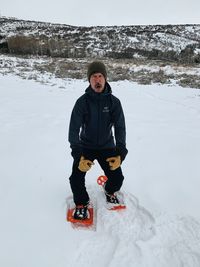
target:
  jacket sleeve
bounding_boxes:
[68,98,84,158]
[112,98,128,161]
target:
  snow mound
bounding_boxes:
[144,214,200,267]
[68,186,200,267]
[68,186,155,267]
[95,188,155,242]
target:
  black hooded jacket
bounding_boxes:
[68,82,128,160]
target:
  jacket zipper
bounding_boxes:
[97,96,100,146]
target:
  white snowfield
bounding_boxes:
[0,73,200,267]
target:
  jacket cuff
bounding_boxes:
[116,146,128,161]
[71,146,82,159]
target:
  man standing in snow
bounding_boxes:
[68,61,128,220]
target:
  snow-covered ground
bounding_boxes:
[1,53,200,79]
[0,73,200,267]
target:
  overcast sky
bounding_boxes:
[1,0,200,26]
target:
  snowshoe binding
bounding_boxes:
[105,192,120,204]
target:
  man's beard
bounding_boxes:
[95,83,102,89]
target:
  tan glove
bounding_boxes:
[106,156,121,171]
[78,156,94,172]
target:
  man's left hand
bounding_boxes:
[106,156,121,170]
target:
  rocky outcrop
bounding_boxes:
[0,17,200,63]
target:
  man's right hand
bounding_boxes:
[78,156,94,172]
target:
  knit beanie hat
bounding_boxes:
[87,61,107,81]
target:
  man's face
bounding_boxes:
[90,73,106,93]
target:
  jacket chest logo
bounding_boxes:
[102,106,109,113]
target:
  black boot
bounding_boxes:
[73,204,89,220]
[105,192,119,204]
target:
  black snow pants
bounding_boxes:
[69,148,124,206]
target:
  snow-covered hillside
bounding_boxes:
[0,73,200,267]
[1,17,200,62]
